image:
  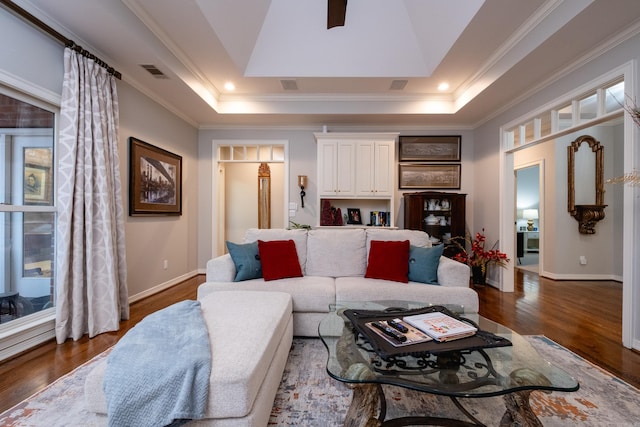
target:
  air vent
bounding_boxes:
[140,64,168,79]
[390,79,408,90]
[280,79,298,90]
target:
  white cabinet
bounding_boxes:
[315,132,398,227]
[317,140,355,196]
[355,140,393,197]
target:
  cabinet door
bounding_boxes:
[355,141,375,196]
[318,141,338,196]
[319,140,355,196]
[373,141,393,196]
[355,141,393,197]
[335,142,355,196]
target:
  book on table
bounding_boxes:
[402,311,477,342]
[364,318,433,347]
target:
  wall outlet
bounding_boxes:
[163,259,168,270]
[579,256,587,265]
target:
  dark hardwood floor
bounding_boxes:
[1,270,638,414]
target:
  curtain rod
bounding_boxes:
[0,0,122,80]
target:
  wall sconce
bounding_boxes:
[298,175,308,208]
[522,209,539,231]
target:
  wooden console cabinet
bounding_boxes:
[403,191,466,256]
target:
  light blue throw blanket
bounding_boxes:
[104,300,211,427]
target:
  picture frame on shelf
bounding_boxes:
[129,137,182,216]
[399,136,461,162]
[347,208,362,224]
[399,164,461,190]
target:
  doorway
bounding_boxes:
[212,140,288,256]
[515,164,541,274]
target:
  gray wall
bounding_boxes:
[1,9,200,302]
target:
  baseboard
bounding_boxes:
[128,270,202,304]
[541,271,622,282]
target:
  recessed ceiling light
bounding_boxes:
[438,82,450,91]
[224,82,236,91]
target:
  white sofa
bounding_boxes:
[198,228,477,337]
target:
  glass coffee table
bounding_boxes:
[318,301,579,427]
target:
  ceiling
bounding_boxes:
[13,0,640,129]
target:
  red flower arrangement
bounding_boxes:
[448,229,510,271]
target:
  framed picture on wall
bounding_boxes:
[399,164,461,189]
[399,136,461,162]
[129,137,182,216]
[24,164,51,204]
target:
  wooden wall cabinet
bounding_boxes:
[403,191,466,256]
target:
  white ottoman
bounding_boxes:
[85,290,293,427]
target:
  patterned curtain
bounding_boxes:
[55,47,129,344]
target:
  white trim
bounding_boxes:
[0,70,61,106]
[128,270,200,304]
[621,59,638,350]
[0,310,55,362]
[541,272,623,282]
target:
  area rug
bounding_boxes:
[1,336,639,426]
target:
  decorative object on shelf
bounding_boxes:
[398,135,461,162]
[567,135,606,234]
[298,175,308,208]
[522,209,538,231]
[320,199,343,226]
[129,137,182,216]
[427,199,440,210]
[424,214,438,225]
[447,229,510,286]
[398,164,461,189]
[347,208,362,224]
[370,211,390,227]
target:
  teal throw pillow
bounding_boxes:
[408,244,444,285]
[226,241,262,282]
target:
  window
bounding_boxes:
[0,89,56,326]
[503,77,626,150]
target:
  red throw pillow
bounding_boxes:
[365,240,410,283]
[257,239,303,281]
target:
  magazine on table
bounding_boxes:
[402,311,477,342]
[364,318,433,347]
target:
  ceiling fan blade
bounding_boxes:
[327,0,347,29]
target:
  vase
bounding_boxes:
[471,265,487,286]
